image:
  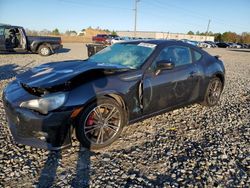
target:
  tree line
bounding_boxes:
[187,31,250,43]
[25,28,77,36]
[25,27,250,43]
[25,27,117,37]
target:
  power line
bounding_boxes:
[137,5,206,30]
[59,0,249,33]
[145,0,249,31]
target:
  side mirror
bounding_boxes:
[156,60,175,70]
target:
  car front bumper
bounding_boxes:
[2,91,73,150]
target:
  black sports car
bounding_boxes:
[2,40,225,150]
[216,42,230,48]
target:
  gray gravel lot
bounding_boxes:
[0,44,249,187]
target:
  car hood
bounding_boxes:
[17,60,130,92]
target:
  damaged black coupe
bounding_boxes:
[3,40,225,150]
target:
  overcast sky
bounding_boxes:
[0,0,249,34]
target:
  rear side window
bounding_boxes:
[193,50,202,61]
[0,28,4,35]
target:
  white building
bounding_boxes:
[117,31,214,42]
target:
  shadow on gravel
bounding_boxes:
[70,148,92,187]
[0,64,20,81]
[0,51,32,55]
[0,62,34,81]
[57,48,71,54]
[229,49,250,53]
[37,151,62,187]
[37,148,92,188]
[0,48,70,55]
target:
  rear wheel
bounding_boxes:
[76,97,126,149]
[38,44,51,56]
[202,77,223,106]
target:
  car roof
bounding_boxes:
[121,39,202,50]
[127,39,211,56]
[122,39,185,45]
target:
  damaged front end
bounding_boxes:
[2,80,73,150]
[2,59,138,150]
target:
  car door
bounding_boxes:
[142,45,200,115]
[18,28,27,50]
[0,27,6,50]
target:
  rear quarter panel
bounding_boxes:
[201,54,225,98]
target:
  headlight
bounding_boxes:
[20,93,66,114]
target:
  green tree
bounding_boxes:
[199,32,206,36]
[208,31,213,36]
[187,31,194,35]
[104,29,110,33]
[65,30,77,36]
[111,30,117,35]
[214,33,222,42]
[52,28,60,35]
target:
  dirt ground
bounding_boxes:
[0,44,249,187]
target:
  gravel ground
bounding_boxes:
[0,44,249,187]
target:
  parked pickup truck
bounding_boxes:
[0,24,62,56]
[92,34,118,45]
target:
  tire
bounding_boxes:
[202,77,223,107]
[76,97,126,150]
[38,44,51,56]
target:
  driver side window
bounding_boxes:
[154,46,192,68]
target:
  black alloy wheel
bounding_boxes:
[76,97,126,149]
[203,77,223,106]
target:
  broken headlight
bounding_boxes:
[20,93,66,114]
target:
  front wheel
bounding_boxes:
[38,45,51,56]
[202,77,223,107]
[76,97,126,150]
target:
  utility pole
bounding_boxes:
[134,0,140,37]
[205,19,211,41]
